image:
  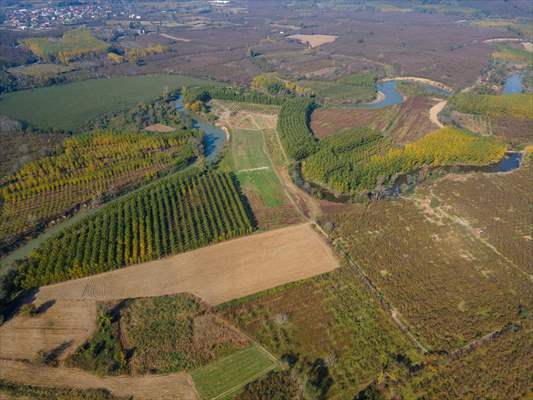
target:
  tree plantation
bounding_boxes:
[0,130,201,253]
[16,171,253,288]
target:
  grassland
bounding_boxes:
[491,44,533,63]
[0,74,219,131]
[449,93,533,119]
[191,345,277,400]
[7,63,74,78]
[323,196,532,352]
[21,29,108,63]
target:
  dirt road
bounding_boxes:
[37,223,338,305]
[429,100,447,128]
[0,359,197,400]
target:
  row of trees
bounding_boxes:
[277,98,318,160]
[16,171,253,288]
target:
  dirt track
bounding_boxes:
[0,359,197,400]
[37,223,338,305]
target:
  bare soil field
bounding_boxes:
[0,359,197,400]
[287,34,338,48]
[311,96,439,143]
[144,123,175,132]
[0,299,96,362]
[37,223,338,305]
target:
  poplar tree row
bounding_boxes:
[17,171,254,288]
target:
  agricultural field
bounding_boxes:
[15,171,252,288]
[0,74,218,131]
[7,63,74,78]
[220,265,417,399]
[311,96,440,142]
[323,198,533,352]
[0,131,199,255]
[191,345,277,399]
[21,29,108,63]
[34,223,338,305]
[0,132,66,178]
[393,321,533,400]
[287,34,338,48]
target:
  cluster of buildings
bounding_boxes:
[2,4,112,30]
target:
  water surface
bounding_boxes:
[503,73,523,94]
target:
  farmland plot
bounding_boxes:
[324,200,533,352]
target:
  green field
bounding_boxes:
[297,74,377,105]
[230,129,271,171]
[191,345,277,400]
[236,169,285,208]
[0,74,219,131]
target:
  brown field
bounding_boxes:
[323,189,533,351]
[37,223,338,305]
[311,96,439,143]
[0,299,96,362]
[144,123,175,132]
[0,359,197,400]
[287,34,338,48]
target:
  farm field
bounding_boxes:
[7,63,74,78]
[36,223,338,305]
[0,74,218,131]
[220,264,417,399]
[0,131,199,255]
[191,345,277,400]
[287,34,338,48]
[16,171,252,288]
[0,359,197,400]
[323,196,532,352]
[296,73,377,105]
[310,96,440,142]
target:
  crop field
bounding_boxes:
[324,199,533,352]
[36,223,338,305]
[191,345,277,399]
[296,73,377,105]
[236,170,286,208]
[310,96,439,143]
[0,74,218,131]
[22,29,108,62]
[0,132,66,178]
[0,359,197,400]
[449,93,533,119]
[425,166,533,273]
[17,171,252,288]
[395,321,533,400]
[0,131,198,254]
[0,299,97,362]
[220,265,417,399]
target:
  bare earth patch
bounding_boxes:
[144,123,176,132]
[287,34,337,48]
[37,223,338,305]
[0,359,197,400]
[0,299,97,362]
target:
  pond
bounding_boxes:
[175,96,226,162]
[503,73,523,94]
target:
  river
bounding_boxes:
[503,73,523,94]
[175,96,226,162]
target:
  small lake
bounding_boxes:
[503,73,523,94]
[175,96,226,162]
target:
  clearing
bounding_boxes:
[0,359,197,400]
[144,123,176,132]
[37,223,338,305]
[287,34,338,48]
